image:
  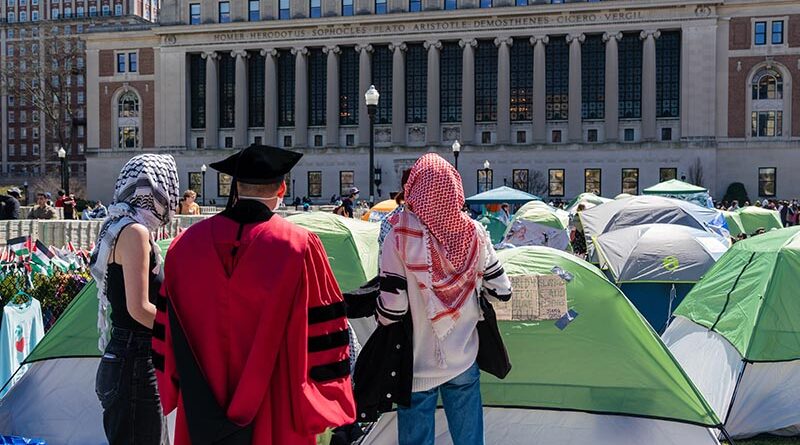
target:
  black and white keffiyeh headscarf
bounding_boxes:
[90,154,179,350]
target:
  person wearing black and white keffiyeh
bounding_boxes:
[89,153,179,445]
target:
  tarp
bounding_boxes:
[643,179,707,194]
[673,226,800,362]
[465,186,541,205]
[288,212,379,293]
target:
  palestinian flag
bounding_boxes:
[8,236,31,256]
[50,248,72,273]
[31,240,54,272]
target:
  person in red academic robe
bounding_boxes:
[152,144,356,445]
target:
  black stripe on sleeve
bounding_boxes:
[151,350,165,372]
[485,287,512,302]
[152,321,166,341]
[308,329,350,353]
[484,265,506,282]
[155,294,167,312]
[308,301,347,325]
[376,303,405,321]
[380,273,408,295]
[310,358,350,382]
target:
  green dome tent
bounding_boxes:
[720,210,746,237]
[642,179,713,208]
[362,246,723,445]
[564,192,611,214]
[723,206,782,237]
[663,227,800,438]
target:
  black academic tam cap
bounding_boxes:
[209,144,303,184]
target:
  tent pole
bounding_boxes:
[720,426,736,445]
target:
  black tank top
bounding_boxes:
[107,234,162,332]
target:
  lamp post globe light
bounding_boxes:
[482,160,491,192]
[58,146,69,195]
[23,181,28,206]
[200,164,207,206]
[365,85,380,205]
[451,140,461,170]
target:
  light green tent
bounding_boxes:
[288,212,380,293]
[363,246,723,445]
[664,227,800,438]
[564,192,611,214]
[723,206,782,237]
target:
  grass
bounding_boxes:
[727,437,800,445]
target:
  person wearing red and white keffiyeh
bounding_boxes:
[377,153,512,445]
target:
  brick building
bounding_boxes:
[85,0,800,203]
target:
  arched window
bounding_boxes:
[117,91,140,148]
[750,68,784,138]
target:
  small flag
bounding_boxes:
[50,248,72,272]
[8,236,30,256]
[31,240,55,270]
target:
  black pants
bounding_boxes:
[96,327,165,445]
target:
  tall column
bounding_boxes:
[261,48,279,146]
[603,32,622,142]
[389,42,407,145]
[641,30,660,141]
[202,51,219,148]
[232,50,249,148]
[424,40,442,146]
[495,37,512,145]
[356,44,373,146]
[567,33,584,143]
[324,45,341,147]
[530,36,548,144]
[292,47,309,148]
[460,38,477,144]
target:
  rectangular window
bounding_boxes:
[218,1,230,23]
[283,135,292,147]
[481,131,491,144]
[116,53,126,73]
[440,42,462,123]
[218,173,232,197]
[758,167,776,197]
[546,37,569,121]
[406,44,427,123]
[346,134,355,146]
[754,21,767,45]
[248,0,259,20]
[32,10,39,20]
[409,0,420,12]
[621,168,639,195]
[76,6,84,16]
[751,111,783,137]
[19,11,27,21]
[342,0,353,16]
[619,33,642,119]
[224,136,234,148]
[309,0,320,18]
[659,168,677,182]
[624,128,635,141]
[549,169,565,197]
[314,134,323,147]
[20,111,26,123]
[512,169,529,192]
[114,4,122,15]
[480,0,490,7]
[584,169,601,195]
[308,171,322,198]
[309,49,327,126]
[188,172,203,198]
[219,54,236,128]
[771,21,784,44]
[552,130,562,143]
[189,3,200,24]
[102,4,110,15]
[248,52,265,127]
[375,0,386,14]
[582,35,605,120]
[477,169,493,193]
[587,129,598,142]
[444,0,456,9]
[339,48,359,125]
[510,37,533,122]
[190,54,206,129]
[278,49,295,126]
[128,53,138,72]
[516,131,526,143]
[371,46,393,124]
[196,137,205,148]
[90,5,97,16]
[339,171,354,197]
[279,0,289,19]
[475,40,497,122]
[661,127,672,141]
[656,31,681,118]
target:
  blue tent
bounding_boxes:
[465,186,541,205]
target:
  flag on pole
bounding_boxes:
[8,236,30,256]
[31,240,54,271]
[50,247,72,272]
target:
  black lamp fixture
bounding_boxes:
[200,164,207,206]
[365,85,380,205]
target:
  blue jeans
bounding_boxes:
[397,362,484,445]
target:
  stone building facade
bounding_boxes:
[85,0,800,204]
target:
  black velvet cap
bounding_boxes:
[209,144,303,184]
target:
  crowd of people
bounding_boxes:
[0,187,109,221]
[717,198,798,226]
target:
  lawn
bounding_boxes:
[730,437,800,445]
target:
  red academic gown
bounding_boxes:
[152,209,356,445]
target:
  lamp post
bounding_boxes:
[374,167,382,198]
[482,160,491,192]
[452,140,461,170]
[365,85,380,205]
[58,146,69,195]
[200,164,207,206]
[22,181,28,206]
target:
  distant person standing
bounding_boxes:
[335,188,359,218]
[0,188,21,220]
[28,193,58,220]
[55,189,77,220]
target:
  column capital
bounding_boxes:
[529,35,549,46]
[355,43,373,53]
[260,48,279,57]
[290,47,309,56]
[201,51,218,60]
[494,37,513,47]
[602,31,623,43]
[458,38,477,48]
[640,30,661,40]
[423,40,442,50]
[322,45,341,55]
[231,49,249,58]
[566,33,586,44]
[388,42,407,52]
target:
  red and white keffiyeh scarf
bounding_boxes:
[396,154,485,348]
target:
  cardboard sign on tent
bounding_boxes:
[663,227,800,438]
[361,246,724,445]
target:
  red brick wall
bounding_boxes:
[99,81,155,149]
[728,56,800,138]
[99,50,114,77]
[139,48,154,75]
[789,15,800,47]
[730,17,751,50]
